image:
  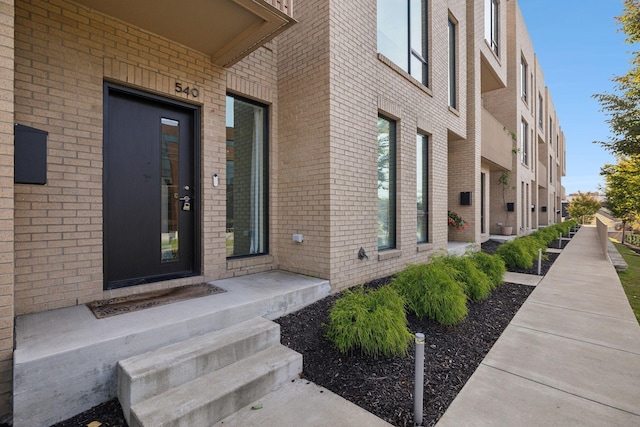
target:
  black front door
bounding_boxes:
[104,85,199,289]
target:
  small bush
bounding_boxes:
[471,251,506,290]
[496,239,535,269]
[440,256,492,301]
[532,227,557,245]
[554,221,575,237]
[325,285,412,358]
[522,235,547,255]
[391,261,468,325]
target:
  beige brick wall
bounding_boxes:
[11,0,569,317]
[0,0,13,417]
[483,0,551,236]
[13,0,244,314]
[275,0,331,280]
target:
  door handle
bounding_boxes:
[179,195,191,202]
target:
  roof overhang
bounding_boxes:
[73,0,296,67]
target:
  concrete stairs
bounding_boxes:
[118,317,302,427]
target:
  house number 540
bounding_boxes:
[175,82,200,98]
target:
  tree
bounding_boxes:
[593,0,640,156]
[566,192,602,224]
[601,155,640,240]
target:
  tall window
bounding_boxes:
[480,172,486,234]
[520,56,528,103]
[226,95,268,258]
[377,0,428,85]
[549,117,553,145]
[521,119,528,166]
[417,133,428,243]
[549,155,553,183]
[448,17,457,108]
[485,0,499,55]
[378,115,396,250]
[538,93,543,128]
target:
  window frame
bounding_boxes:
[377,0,429,86]
[416,132,429,243]
[377,114,397,250]
[520,119,529,166]
[485,0,499,56]
[538,93,543,128]
[448,16,457,109]
[409,0,429,84]
[225,93,270,259]
[520,55,528,103]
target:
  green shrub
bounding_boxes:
[440,256,492,301]
[554,221,574,237]
[522,235,547,255]
[626,233,640,247]
[471,251,506,290]
[325,285,412,358]
[391,261,468,325]
[496,239,535,269]
[532,227,557,245]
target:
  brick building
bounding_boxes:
[0,0,565,422]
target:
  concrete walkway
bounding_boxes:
[437,226,640,426]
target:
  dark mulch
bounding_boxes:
[51,236,566,427]
[51,399,126,427]
[275,280,533,426]
[481,239,562,276]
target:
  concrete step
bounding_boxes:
[118,317,280,424]
[13,271,330,427]
[129,344,303,427]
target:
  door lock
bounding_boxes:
[179,195,191,211]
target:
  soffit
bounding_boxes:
[73,0,296,67]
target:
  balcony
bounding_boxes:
[73,0,296,67]
[481,108,513,171]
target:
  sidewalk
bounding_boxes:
[436,226,640,426]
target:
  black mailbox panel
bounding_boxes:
[15,124,48,185]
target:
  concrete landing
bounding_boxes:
[13,271,331,427]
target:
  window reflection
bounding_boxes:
[378,115,396,249]
[161,118,180,262]
[226,95,268,257]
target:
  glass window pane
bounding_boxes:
[377,0,409,70]
[448,18,457,108]
[417,215,427,243]
[491,0,499,54]
[410,0,427,84]
[378,116,396,249]
[161,118,180,262]
[226,95,268,258]
[417,133,428,243]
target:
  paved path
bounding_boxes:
[437,226,640,426]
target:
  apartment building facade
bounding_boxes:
[484,0,566,235]
[0,0,565,421]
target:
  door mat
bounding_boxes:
[87,283,226,319]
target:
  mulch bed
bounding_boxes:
[481,239,561,276]
[275,279,533,427]
[47,236,569,427]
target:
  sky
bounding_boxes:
[518,0,630,196]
